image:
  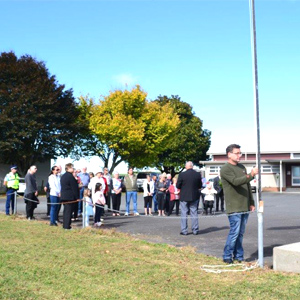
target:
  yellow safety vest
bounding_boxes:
[6,172,20,189]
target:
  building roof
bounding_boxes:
[266,159,300,163]
[207,150,300,155]
[200,159,300,165]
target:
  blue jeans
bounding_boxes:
[78,187,85,214]
[152,192,158,212]
[126,191,138,214]
[50,196,59,224]
[223,213,249,261]
[6,188,16,215]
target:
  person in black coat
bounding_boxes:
[60,163,80,230]
[176,161,202,235]
[213,175,224,212]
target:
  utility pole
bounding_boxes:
[249,0,264,268]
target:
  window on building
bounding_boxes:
[262,165,280,173]
[291,153,300,159]
[209,166,221,174]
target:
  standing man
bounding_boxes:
[24,165,39,220]
[124,167,139,216]
[78,166,90,215]
[4,165,19,215]
[213,173,224,212]
[56,165,63,223]
[176,161,202,235]
[103,167,112,211]
[60,163,80,230]
[221,144,258,264]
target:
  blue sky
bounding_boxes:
[1,0,299,166]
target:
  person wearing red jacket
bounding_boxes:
[168,177,180,216]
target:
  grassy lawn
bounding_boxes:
[0,214,299,300]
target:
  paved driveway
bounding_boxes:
[1,192,300,267]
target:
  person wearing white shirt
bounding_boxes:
[111,172,122,216]
[103,167,112,210]
[143,175,154,216]
[88,170,106,197]
[48,166,61,226]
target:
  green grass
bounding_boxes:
[0,214,300,300]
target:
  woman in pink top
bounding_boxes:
[168,177,180,216]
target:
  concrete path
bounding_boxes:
[1,192,300,267]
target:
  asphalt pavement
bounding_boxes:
[1,191,300,267]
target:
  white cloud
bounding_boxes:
[113,73,138,87]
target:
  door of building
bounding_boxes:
[292,166,300,186]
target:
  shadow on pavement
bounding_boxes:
[198,226,228,235]
[267,226,300,231]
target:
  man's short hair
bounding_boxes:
[226,144,241,154]
[29,165,37,171]
[65,163,74,171]
[185,161,193,169]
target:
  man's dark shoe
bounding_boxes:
[180,232,188,236]
[193,231,198,235]
[223,259,233,264]
[234,258,244,263]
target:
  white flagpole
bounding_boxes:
[249,0,264,268]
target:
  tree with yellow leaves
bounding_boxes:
[76,85,179,173]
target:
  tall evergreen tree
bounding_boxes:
[0,52,81,175]
[154,95,211,177]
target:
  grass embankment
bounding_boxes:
[0,215,299,300]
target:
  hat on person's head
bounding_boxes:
[96,168,103,174]
[113,171,119,175]
[10,165,18,170]
[161,172,167,177]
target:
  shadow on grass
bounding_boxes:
[248,244,283,262]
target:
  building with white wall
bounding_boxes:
[200,151,300,192]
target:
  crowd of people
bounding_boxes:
[3,163,226,227]
[3,144,258,264]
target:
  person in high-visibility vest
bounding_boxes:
[3,165,20,215]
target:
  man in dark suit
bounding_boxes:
[213,174,224,212]
[176,161,202,235]
[60,163,80,230]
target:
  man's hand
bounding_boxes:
[251,167,259,177]
[250,205,255,212]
